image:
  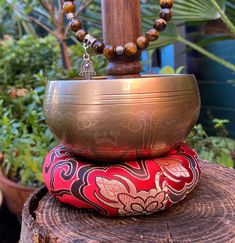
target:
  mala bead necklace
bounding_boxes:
[63,0,173,79]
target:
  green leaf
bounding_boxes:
[176,66,185,74]
[173,0,226,21]
[159,66,175,74]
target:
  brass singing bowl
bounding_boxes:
[44,75,201,162]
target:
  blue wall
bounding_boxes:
[141,45,175,74]
[188,38,235,138]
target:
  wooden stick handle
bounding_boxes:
[101,0,142,78]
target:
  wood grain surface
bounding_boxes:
[20,161,235,243]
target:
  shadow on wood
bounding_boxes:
[0,191,21,243]
[0,190,2,208]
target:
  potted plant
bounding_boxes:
[0,33,106,217]
[0,88,57,217]
[0,35,60,217]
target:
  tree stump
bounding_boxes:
[20,161,235,243]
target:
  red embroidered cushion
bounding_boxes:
[43,144,201,217]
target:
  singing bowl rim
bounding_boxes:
[49,74,195,80]
[45,74,199,99]
[47,74,196,83]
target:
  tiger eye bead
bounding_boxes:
[93,41,105,54]
[63,1,76,14]
[160,0,174,9]
[146,28,160,41]
[103,45,115,58]
[70,19,82,32]
[124,42,138,56]
[76,29,87,42]
[160,8,172,21]
[136,36,149,50]
[153,18,167,31]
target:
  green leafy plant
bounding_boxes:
[0,33,106,187]
[0,89,57,187]
[157,66,235,168]
[0,35,61,91]
[0,0,36,38]
[187,119,235,168]
[0,35,62,186]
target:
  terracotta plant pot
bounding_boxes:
[0,168,36,218]
[44,75,200,162]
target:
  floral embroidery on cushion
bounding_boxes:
[43,144,201,217]
[95,173,169,216]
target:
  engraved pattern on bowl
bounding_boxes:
[44,75,201,162]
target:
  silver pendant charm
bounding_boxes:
[79,44,96,80]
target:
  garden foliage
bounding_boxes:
[0,34,106,186]
[0,35,60,186]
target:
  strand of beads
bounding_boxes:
[63,0,173,58]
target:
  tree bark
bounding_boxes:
[59,39,71,70]
[30,0,72,70]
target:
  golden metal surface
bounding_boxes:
[44,75,201,162]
